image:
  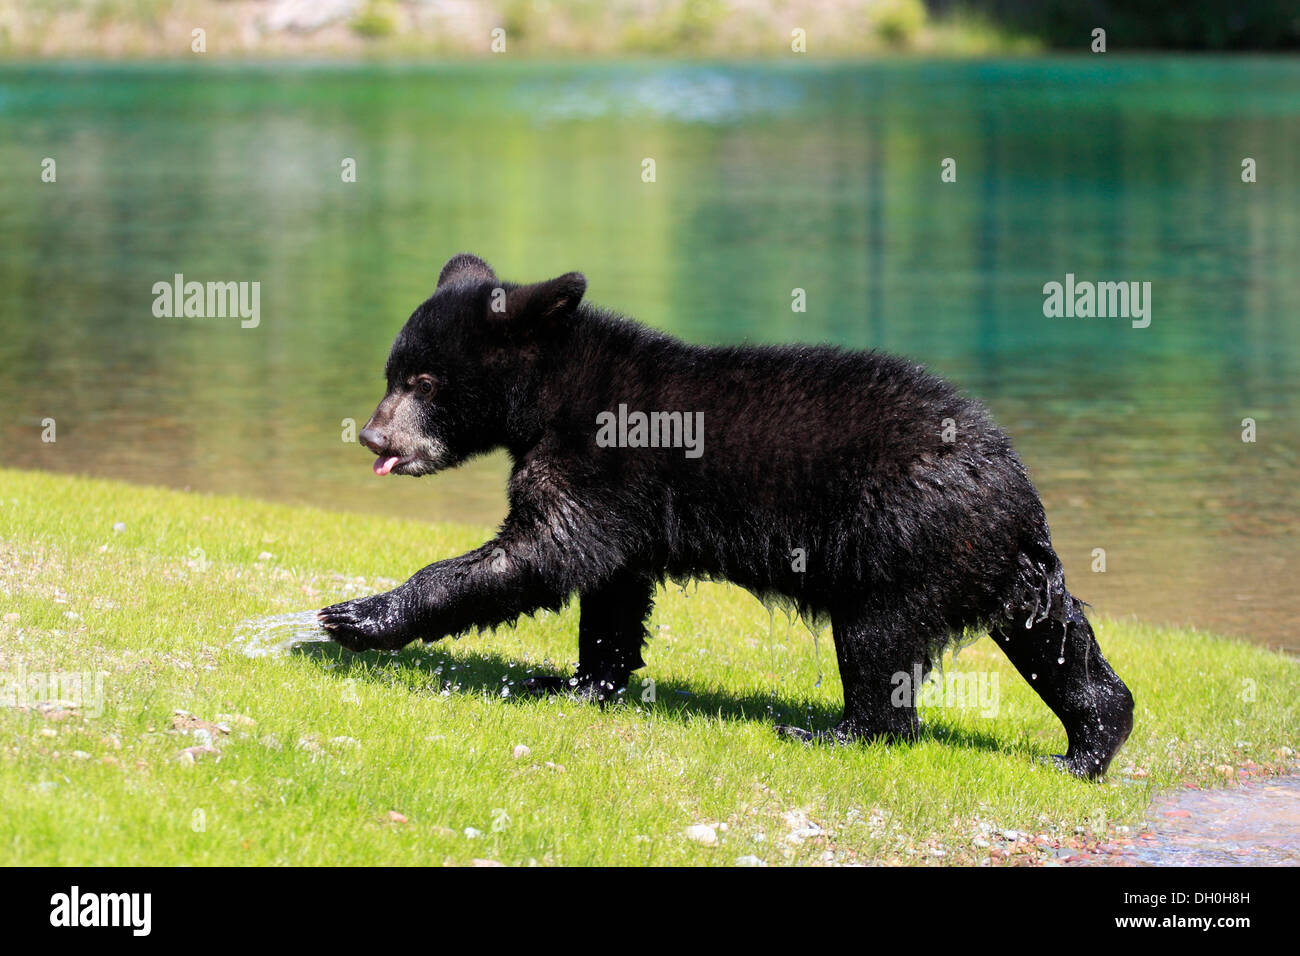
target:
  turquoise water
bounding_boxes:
[0,59,1296,649]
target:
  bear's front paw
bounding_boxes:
[318,593,413,652]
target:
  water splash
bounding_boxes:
[231,610,334,658]
[765,604,778,718]
[804,620,826,689]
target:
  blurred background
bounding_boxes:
[2,1,1300,55]
[0,3,1296,653]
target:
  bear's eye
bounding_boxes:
[417,378,434,396]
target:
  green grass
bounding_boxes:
[1,468,1295,865]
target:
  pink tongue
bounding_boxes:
[373,456,400,476]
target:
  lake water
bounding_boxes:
[0,59,1296,651]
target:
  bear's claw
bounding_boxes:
[775,719,921,746]
[774,723,865,745]
[523,673,626,703]
[317,595,411,652]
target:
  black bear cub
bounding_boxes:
[320,253,1134,778]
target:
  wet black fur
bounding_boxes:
[320,254,1135,778]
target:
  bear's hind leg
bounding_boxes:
[991,610,1134,778]
[525,571,654,702]
[777,606,923,744]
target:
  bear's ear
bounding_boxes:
[437,253,497,289]
[499,272,587,327]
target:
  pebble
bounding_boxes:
[512,744,531,760]
[787,825,822,843]
[464,827,483,839]
[387,811,408,824]
[685,824,718,846]
[177,745,220,763]
[734,855,766,867]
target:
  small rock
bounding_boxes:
[1001,829,1020,841]
[2,612,18,623]
[177,745,220,763]
[387,811,408,824]
[735,855,766,867]
[787,825,823,843]
[171,713,229,737]
[113,522,126,533]
[685,824,718,846]
[512,744,531,760]
[782,809,811,830]
[464,827,483,839]
[471,859,504,867]
[257,551,274,561]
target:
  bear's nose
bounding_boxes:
[359,427,387,453]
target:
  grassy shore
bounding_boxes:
[0,0,1039,59]
[0,467,1295,865]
